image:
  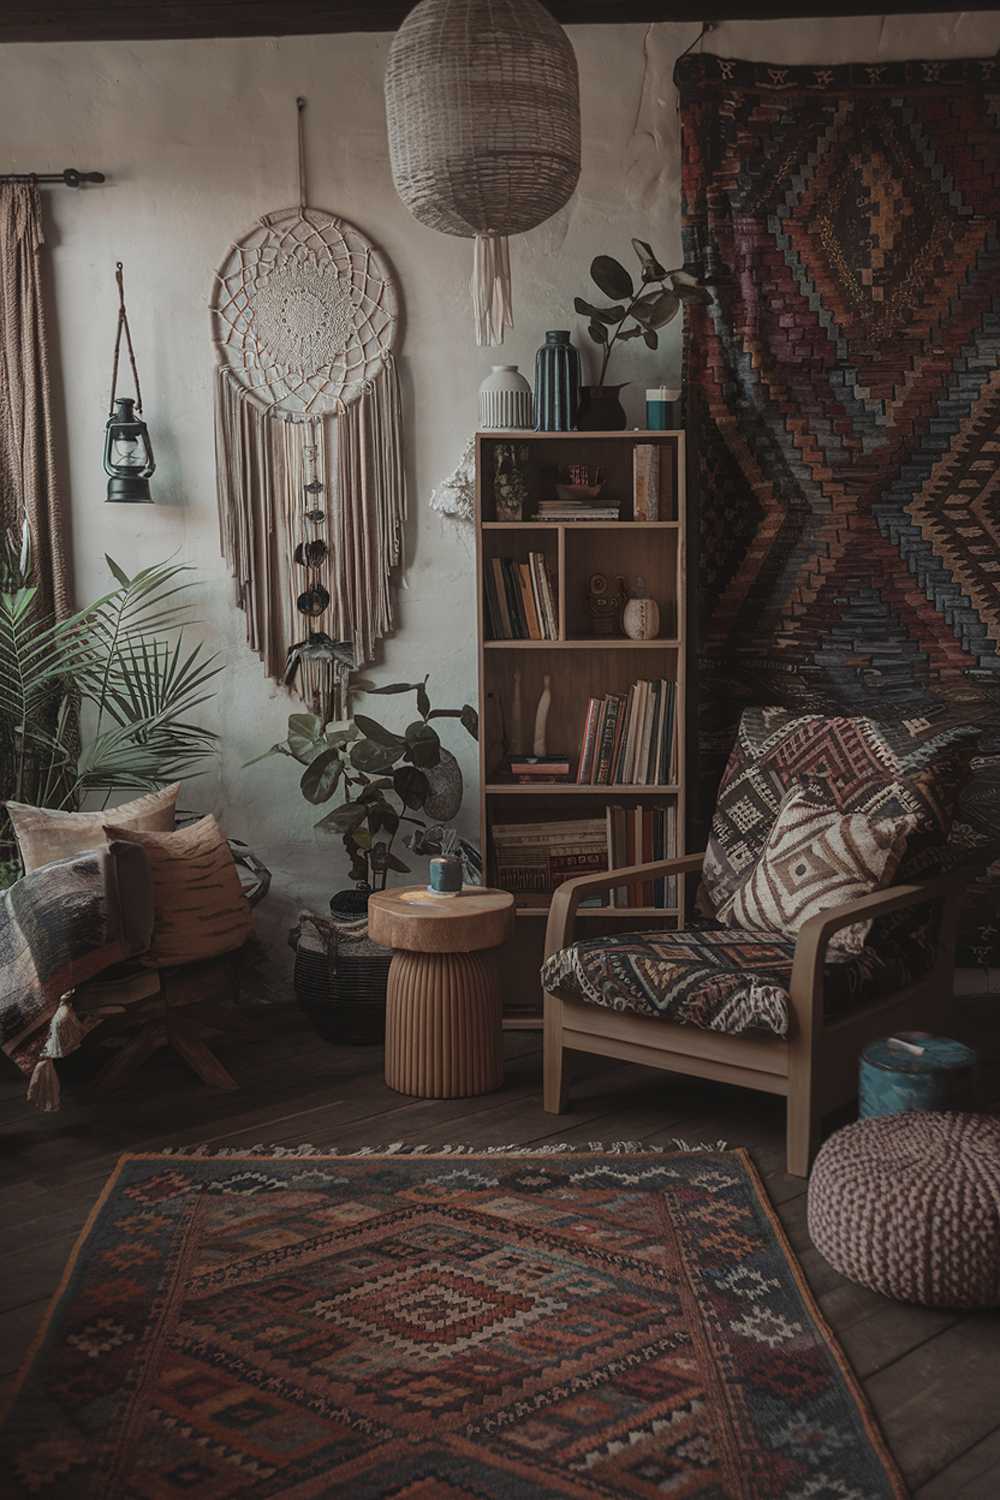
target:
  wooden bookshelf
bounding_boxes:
[474,430,688,1027]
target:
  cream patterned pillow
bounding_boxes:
[716,785,916,954]
[6,784,180,873]
[103,815,252,967]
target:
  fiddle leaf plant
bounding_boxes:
[247,676,478,891]
[575,237,712,385]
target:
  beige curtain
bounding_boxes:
[0,183,72,618]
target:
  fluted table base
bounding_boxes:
[384,950,504,1099]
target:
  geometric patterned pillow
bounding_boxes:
[716,785,917,954]
[700,707,978,916]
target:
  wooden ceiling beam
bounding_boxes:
[0,1,986,44]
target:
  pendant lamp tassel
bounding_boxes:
[472,234,513,347]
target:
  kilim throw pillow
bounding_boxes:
[7,784,180,874]
[700,708,978,915]
[716,785,917,954]
[103,815,252,968]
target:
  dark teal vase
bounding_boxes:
[534,330,580,431]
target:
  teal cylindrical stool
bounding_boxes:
[859,1032,977,1119]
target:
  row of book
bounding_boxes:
[607,805,678,908]
[492,810,678,908]
[485,553,558,640]
[577,679,677,786]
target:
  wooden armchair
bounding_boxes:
[543,852,968,1176]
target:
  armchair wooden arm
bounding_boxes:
[788,869,970,1021]
[783,868,969,1175]
[543,852,707,961]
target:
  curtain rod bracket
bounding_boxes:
[0,169,106,188]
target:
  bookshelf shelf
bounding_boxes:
[484,638,679,650]
[486,783,681,796]
[475,429,688,1022]
[482,521,681,531]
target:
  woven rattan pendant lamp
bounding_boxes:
[385,0,580,346]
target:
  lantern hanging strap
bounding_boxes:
[108,261,143,415]
[472,233,513,348]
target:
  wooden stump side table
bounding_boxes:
[368,886,514,1099]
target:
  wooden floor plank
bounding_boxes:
[915,1424,1000,1498]
[865,1314,1000,1490]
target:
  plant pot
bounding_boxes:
[577,384,628,432]
[330,885,371,920]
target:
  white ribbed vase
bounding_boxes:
[479,365,533,430]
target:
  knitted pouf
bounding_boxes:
[808,1112,1000,1308]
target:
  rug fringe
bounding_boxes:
[159,1139,729,1159]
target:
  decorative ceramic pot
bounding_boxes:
[534,330,580,431]
[577,383,628,432]
[479,364,533,430]
[623,579,660,641]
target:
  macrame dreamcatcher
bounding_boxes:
[211,99,405,719]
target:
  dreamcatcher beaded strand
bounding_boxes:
[210,97,406,718]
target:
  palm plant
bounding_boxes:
[0,531,222,877]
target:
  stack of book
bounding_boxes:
[493,818,608,900]
[485,553,558,640]
[535,499,621,522]
[576,680,677,786]
[508,755,572,784]
[606,804,678,908]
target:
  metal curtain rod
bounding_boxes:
[0,169,105,187]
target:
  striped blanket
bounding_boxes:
[0,841,153,1108]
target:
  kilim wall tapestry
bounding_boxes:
[677,54,1000,963]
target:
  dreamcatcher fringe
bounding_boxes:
[472,234,513,347]
[214,357,406,713]
[336,354,406,666]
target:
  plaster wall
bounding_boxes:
[1,13,998,917]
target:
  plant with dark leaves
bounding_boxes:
[574,239,712,385]
[247,677,478,891]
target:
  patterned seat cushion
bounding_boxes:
[540,921,931,1039]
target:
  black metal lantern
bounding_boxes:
[104,262,155,504]
[104,396,155,503]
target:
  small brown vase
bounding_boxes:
[577,384,628,432]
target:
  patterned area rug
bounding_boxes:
[677,53,1000,964]
[0,1147,903,1498]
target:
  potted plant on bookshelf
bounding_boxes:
[573,239,711,430]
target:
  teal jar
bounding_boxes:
[534,330,580,432]
[859,1032,977,1119]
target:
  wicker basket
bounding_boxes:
[291,911,391,1046]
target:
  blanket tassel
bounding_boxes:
[27,1058,60,1112]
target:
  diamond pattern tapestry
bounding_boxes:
[0,1149,905,1498]
[677,54,1000,963]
